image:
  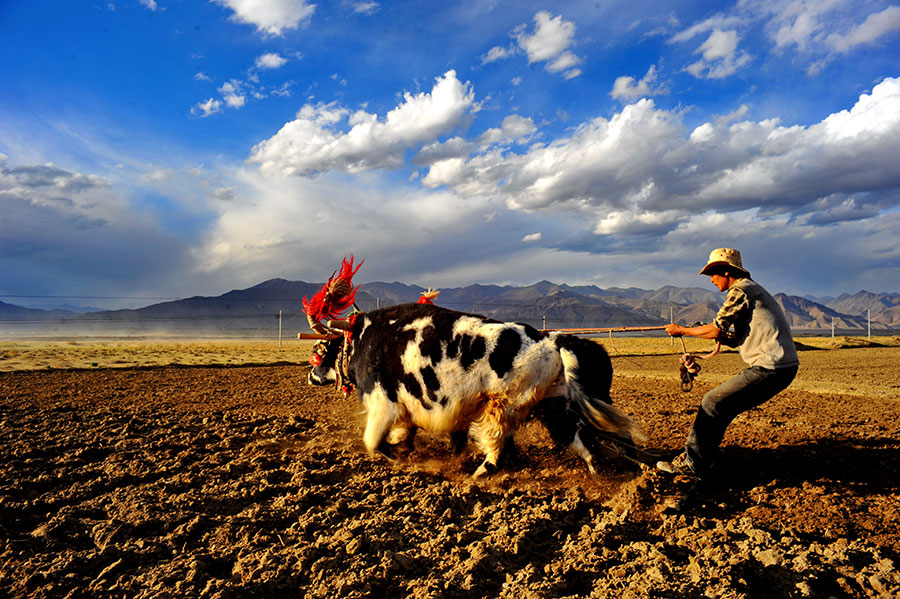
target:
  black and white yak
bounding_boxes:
[307,302,642,477]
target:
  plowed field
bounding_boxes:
[1,341,899,598]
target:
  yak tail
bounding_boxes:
[554,334,645,442]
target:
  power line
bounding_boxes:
[0,294,184,301]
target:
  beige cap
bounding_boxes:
[699,248,750,277]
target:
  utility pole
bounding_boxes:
[868,309,871,340]
[278,310,283,348]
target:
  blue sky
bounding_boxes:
[1,0,899,309]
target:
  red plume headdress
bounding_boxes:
[417,288,440,305]
[303,256,363,330]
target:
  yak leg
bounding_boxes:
[362,390,399,459]
[569,431,598,475]
[449,430,468,454]
[471,394,513,478]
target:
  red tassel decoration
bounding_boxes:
[417,288,440,305]
[302,256,364,323]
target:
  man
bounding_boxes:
[658,248,799,478]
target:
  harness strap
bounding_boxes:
[678,337,721,392]
[335,311,360,397]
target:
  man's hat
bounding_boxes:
[699,248,750,277]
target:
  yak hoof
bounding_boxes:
[375,440,398,462]
[450,431,468,455]
[473,461,497,478]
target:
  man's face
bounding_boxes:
[709,273,730,292]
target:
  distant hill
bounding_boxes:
[0,300,78,319]
[2,280,897,335]
[824,291,900,325]
[775,294,868,329]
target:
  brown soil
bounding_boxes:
[2,348,899,598]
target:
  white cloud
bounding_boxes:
[140,168,172,183]
[763,0,840,52]
[741,0,899,68]
[669,13,746,43]
[685,28,753,79]
[250,70,477,176]
[418,78,900,239]
[669,3,900,76]
[610,64,667,100]
[475,115,536,146]
[481,45,515,65]
[1,163,109,194]
[218,81,246,108]
[194,72,213,82]
[352,2,379,15]
[255,52,288,69]
[593,209,687,236]
[516,11,576,62]
[190,166,511,286]
[715,103,750,126]
[247,73,900,243]
[827,5,900,53]
[513,11,582,79]
[140,0,158,11]
[212,0,316,35]
[521,232,542,243]
[192,98,222,117]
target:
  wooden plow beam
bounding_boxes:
[298,332,342,340]
[540,325,670,334]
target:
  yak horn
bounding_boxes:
[327,319,351,330]
[306,311,330,335]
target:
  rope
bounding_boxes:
[677,337,721,392]
[591,429,661,464]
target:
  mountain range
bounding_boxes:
[1,279,898,336]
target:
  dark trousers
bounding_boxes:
[685,364,798,474]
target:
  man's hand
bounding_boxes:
[666,323,684,337]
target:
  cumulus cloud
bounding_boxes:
[250,70,477,176]
[192,98,222,117]
[514,11,583,79]
[352,2,379,15]
[760,0,838,52]
[420,77,900,236]
[480,45,515,65]
[685,28,752,79]
[730,1,899,73]
[671,3,900,77]
[480,12,583,78]
[193,61,294,115]
[140,169,172,184]
[827,5,900,53]
[190,166,516,288]
[475,115,537,146]
[669,13,747,44]
[218,81,246,108]
[2,163,109,193]
[255,52,288,69]
[249,70,900,245]
[212,0,315,35]
[610,65,668,100]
